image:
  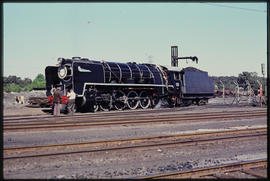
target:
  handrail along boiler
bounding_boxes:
[45,46,214,112]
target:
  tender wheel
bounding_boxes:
[197,99,207,106]
[139,91,151,109]
[126,90,139,109]
[113,90,127,110]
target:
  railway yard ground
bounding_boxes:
[2,94,268,179]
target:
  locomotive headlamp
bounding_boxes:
[58,66,67,79]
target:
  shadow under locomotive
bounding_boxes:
[45,46,214,113]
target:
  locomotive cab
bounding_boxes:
[166,67,183,95]
[171,71,182,93]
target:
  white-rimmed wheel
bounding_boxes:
[151,96,160,108]
[139,91,151,109]
[99,95,112,111]
[126,90,139,110]
[93,104,99,112]
[113,90,127,110]
[73,104,77,113]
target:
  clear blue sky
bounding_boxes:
[3,2,267,80]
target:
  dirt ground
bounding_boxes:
[3,90,50,116]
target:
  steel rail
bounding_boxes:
[4,127,267,160]
[3,105,266,122]
[3,111,266,125]
[134,159,267,179]
[3,109,266,125]
[3,106,196,121]
[3,111,266,132]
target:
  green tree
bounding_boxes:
[20,78,32,87]
[4,75,32,88]
[3,74,45,92]
[31,74,46,89]
[211,76,238,90]
[237,72,260,91]
[4,75,19,85]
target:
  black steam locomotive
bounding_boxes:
[45,46,214,112]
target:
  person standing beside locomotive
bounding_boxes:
[53,87,61,116]
[67,88,76,115]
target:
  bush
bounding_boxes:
[22,84,34,92]
[3,83,23,92]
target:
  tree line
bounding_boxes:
[3,74,46,92]
[211,71,267,94]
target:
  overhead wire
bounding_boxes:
[201,3,267,13]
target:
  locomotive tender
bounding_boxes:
[45,46,214,112]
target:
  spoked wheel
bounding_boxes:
[197,99,207,106]
[99,96,112,111]
[113,90,127,110]
[126,90,139,110]
[139,91,151,109]
[93,104,99,112]
[73,104,77,113]
[151,96,160,108]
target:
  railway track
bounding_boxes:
[4,104,266,121]
[3,109,266,123]
[4,109,266,124]
[134,159,267,179]
[3,106,200,121]
[3,110,266,132]
[4,127,266,160]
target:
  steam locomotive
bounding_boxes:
[45,46,214,112]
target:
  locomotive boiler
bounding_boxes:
[45,46,214,112]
